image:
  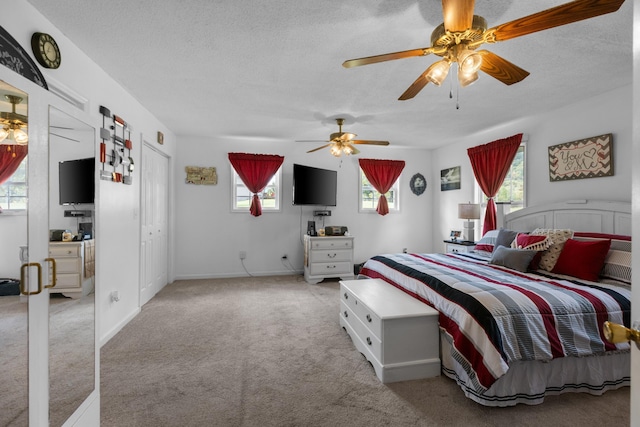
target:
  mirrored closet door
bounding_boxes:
[48,106,96,426]
[0,80,29,427]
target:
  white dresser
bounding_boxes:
[339,279,440,383]
[48,240,95,297]
[304,235,355,284]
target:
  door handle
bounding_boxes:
[44,257,57,289]
[19,262,43,295]
[603,321,640,347]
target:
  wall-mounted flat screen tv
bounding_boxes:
[59,157,95,205]
[292,163,337,206]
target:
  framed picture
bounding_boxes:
[441,166,461,191]
[409,173,427,195]
[548,133,613,181]
[449,230,461,241]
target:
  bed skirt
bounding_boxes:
[440,332,630,407]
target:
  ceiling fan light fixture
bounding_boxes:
[458,70,479,87]
[330,144,342,157]
[425,59,451,86]
[343,145,354,155]
[457,49,482,75]
[0,127,8,143]
[13,128,28,144]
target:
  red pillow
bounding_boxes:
[551,238,611,281]
[512,233,551,251]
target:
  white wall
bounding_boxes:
[1,0,178,344]
[174,138,433,278]
[431,85,632,240]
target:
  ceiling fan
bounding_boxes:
[298,118,390,156]
[0,95,28,145]
[343,0,626,100]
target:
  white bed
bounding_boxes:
[359,200,631,406]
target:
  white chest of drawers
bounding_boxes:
[304,235,355,284]
[339,279,440,383]
[48,240,95,297]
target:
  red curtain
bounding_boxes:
[0,145,28,185]
[228,152,284,217]
[467,133,522,235]
[358,158,405,216]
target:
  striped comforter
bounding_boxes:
[360,252,631,393]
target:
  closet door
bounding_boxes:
[140,143,168,306]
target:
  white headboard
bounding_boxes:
[503,200,631,236]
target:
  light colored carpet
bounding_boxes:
[100,276,630,426]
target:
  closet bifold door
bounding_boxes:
[0,80,30,426]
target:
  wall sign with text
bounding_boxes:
[548,133,613,182]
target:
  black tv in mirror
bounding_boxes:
[59,157,95,205]
[292,163,337,206]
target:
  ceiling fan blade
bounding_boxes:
[351,147,361,155]
[442,0,475,32]
[343,47,434,68]
[398,69,432,101]
[352,140,390,146]
[306,143,332,153]
[489,0,625,42]
[478,50,530,85]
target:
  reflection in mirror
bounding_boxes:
[0,80,29,426]
[48,106,95,426]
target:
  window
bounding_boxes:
[478,144,525,215]
[359,168,400,212]
[0,156,27,212]
[231,166,281,212]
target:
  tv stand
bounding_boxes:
[303,235,354,284]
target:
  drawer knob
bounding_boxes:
[343,311,348,318]
[327,265,336,269]
[366,337,372,346]
[366,314,372,323]
[344,292,348,299]
[327,253,336,258]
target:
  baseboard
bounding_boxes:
[174,270,303,281]
[100,307,141,347]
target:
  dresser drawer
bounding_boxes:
[310,238,353,250]
[54,273,81,289]
[309,261,352,276]
[341,286,382,339]
[53,257,82,274]
[49,244,81,258]
[309,249,352,263]
[341,301,382,361]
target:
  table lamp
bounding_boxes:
[458,202,480,242]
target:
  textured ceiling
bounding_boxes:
[25,0,633,150]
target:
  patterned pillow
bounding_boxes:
[529,228,574,271]
[601,249,632,284]
[511,233,552,251]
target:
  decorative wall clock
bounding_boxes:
[410,173,426,195]
[31,32,61,69]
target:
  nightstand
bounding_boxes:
[443,240,476,254]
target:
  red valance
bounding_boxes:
[358,158,405,216]
[0,144,28,186]
[467,134,522,234]
[228,152,284,217]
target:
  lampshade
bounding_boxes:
[458,203,480,220]
[425,59,451,86]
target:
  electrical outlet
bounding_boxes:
[239,251,246,260]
